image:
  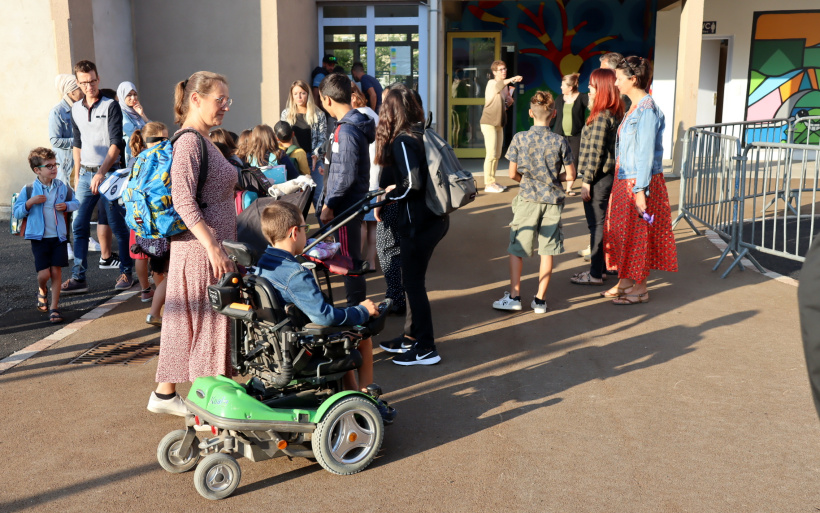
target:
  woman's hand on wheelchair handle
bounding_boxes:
[208,245,235,279]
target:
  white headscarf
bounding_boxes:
[117,81,138,117]
[55,74,80,106]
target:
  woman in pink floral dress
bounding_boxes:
[147,71,238,416]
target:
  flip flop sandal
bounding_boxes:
[600,287,629,298]
[566,191,578,196]
[37,292,48,312]
[49,309,64,324]
[570,271,605,286]
[612,293,650,305]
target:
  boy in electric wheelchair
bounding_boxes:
[255,201,396,423]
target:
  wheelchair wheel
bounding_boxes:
[157,429,200,474]
[312,396,384,475]
[193,453,241,500]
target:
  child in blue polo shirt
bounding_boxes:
[13,147,80,323]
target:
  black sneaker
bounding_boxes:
[392,345,441,366]
[99,252,120,270]
[379,335,415,354]
[375,399,397,425]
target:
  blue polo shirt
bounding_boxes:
[359,74,383,112]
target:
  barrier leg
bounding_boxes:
[672,212,701,235]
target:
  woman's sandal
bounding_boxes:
[566,190,578,196]
[49,309,64,324]
[37,292,48,313]
[600,287,628,298]
[612,292,650,305]
[570,271,605,286]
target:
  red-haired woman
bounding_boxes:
[570,68,623,286]
[602,56,677,304]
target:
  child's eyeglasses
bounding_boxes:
[299,223,311,232]
[37,164,58,170]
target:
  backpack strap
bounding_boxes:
[170,128,210,210]
[25,184,33,199]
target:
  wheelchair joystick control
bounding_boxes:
[365,383,383,400]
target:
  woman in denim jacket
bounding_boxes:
[48,75,84,184]
[602,56,677,304]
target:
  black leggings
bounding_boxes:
[582,173,614,279]
[376,202,405,309]
[399,215,449,351]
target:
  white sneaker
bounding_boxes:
[484,183,505,193]
[493,291,522,311]
[67,243,74,261]
[531,298,548,314]
[89,237,102,252]
[577,245,591,257]
[147,392,188,416]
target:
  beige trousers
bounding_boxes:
[480,124,503,186]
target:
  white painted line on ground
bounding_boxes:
[0,289,140,375]
[705,229,799,287]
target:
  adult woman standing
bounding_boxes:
[281,80,327,210]
[148,71,237,415]
[570,68,623,286]
[374,87,448,366]
[552,73,589,196]
[49,74,84,185]
[117,81,151,164]
[479,61,522,193]
[602,56,677,304]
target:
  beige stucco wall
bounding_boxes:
[132,0,263,134]
[0,1,63,218]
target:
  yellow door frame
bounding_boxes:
[446,31,501,159]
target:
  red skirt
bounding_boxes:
[604,173,677,282]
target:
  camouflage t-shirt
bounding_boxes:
[505,125,573,204]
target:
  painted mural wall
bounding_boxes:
[456,0,658,133]
[746,10,820,143]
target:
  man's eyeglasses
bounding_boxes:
[37,163,58,170]
[77,79,98,88]
[198,91,233,107]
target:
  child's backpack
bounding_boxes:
[9,187,29,236]
[122,128,208,239]
[421,128,477,216]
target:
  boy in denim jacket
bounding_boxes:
[255,201,396,423]
[13,148,80,323]
[492,92,576,314]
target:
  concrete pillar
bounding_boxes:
[50,0,73,73]
[671,0,704,174]
[66,0,95,64]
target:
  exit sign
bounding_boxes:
[703,21,716,34]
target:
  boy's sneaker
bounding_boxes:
[99,252,120,269]
[88,237,102,252]
[114,274,135,291]
[375,399,397,425]
[392,345,441,366]
[140,287,155,302]
[379,335,415,354]
[147,392,188,416]
[493,292,522,311]
[60,278,88,295]
[484,183,506,193]
[531,297,548,314]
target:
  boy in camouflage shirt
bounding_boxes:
[492,91,576,314]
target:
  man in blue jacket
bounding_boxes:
[317,73,376,306]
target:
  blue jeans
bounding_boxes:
[71,168,133,281]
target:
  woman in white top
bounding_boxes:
[479,60,522,193]
[351,83,381,270]
[281,80,327,211]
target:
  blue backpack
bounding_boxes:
[122,129,208,238]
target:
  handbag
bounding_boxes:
[100,168,131,201]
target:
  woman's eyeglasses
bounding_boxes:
[198,91,233,107]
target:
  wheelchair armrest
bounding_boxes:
[301,323,359,337]
[223,240,258,267]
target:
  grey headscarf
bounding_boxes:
[55,74,80,106]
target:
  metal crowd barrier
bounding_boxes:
[675,117,820,278]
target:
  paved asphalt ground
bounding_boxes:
[0,227,134,359]
[2,169,819,512]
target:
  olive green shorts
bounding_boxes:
[507,195,564,257]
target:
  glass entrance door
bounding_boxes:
[447,32,501,159]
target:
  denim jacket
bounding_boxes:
[255,247,369,326]
[48,100,74,184]
[615,95,665,194]
[12,179,79,242]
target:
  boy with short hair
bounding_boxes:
[13,148,80,323]
[492,91,576,314]
[255,201,396,423]
[317,72,376,306]
[274,121,310,176]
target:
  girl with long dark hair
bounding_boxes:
[374,87,448,366]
